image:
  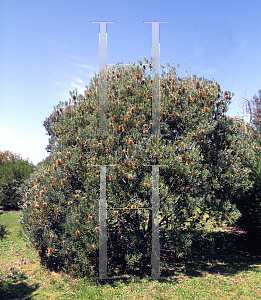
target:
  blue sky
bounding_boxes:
[1,0,260,166]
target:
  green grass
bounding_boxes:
[0,209,261,299]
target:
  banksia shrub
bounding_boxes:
[17,58,254,279]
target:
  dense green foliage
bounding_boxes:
[0,151,36,210]
[231,120,261,235]
[17,58,256,279]
[0,223,9,241]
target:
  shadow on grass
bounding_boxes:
[0,277,40,300]
[86,225,261,288]
[161,226,261,279]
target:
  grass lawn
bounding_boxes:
[0,208,261,299]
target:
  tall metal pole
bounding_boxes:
[90,21,168,280]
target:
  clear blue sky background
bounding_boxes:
[1,0,260,166]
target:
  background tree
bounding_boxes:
[229,88,261,237]
[241,88,261,139]
[17,58,254,279]
[0,151,36,210]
